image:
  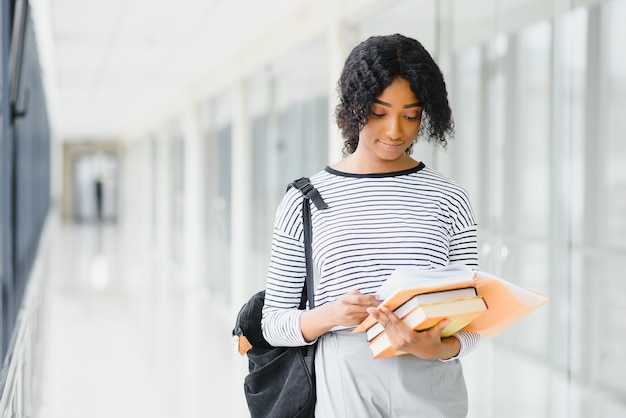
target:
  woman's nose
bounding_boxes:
[385,116,403,140]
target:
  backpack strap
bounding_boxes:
[288,177,328,310]
[288,177,329,210]
[233,177,327,355]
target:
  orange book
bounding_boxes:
[367,296,488,359]
[354,266,549,338]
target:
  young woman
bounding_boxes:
[262,34,481,417]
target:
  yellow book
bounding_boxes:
[367,296,488,359]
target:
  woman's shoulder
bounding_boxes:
[413,166,474,207]
[278,170,330,210]
[416,165,464,188]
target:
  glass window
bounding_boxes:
[499,0,554,34]
[248,70,274,290]
[553,5,588,378]
[450,0,498,53]
[498,241,551,354]
[571,249,626,402]
[586,0,626,405]
[596,254,626,393]
[493,352,552,417]
[482,34,508,270]
[443,1,626,417]
[150,135,157,245]
[168,122,185,265]
[507,21,551,237]
[274,98,329,187]
[600,1,626,250]
[554,8,587,245]
[346,0,437,52]
[272,38,329,193]
[201,92,232,303]
[449,46,484,220]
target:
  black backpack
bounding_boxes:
[232,177,327,418]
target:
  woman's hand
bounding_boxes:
[329,289,381,327]
[300,289,379,342]
[366,306,460,360]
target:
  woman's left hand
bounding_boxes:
[366,306,460,360]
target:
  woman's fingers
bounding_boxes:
[345,289,380,307]
[367,305,396,328]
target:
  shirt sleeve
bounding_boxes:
[444,199,481,360]
[449,224,479,269]
[261,191,314,347]
[446,180,479,270]
[440,330,483,362]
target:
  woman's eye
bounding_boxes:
[405,111,422,121]
[372,112,385,118]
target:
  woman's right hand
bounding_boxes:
[300,289,380,342]
[327,289,381,327]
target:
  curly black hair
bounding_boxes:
[335,34,454,156]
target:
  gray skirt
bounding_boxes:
[315,329,468,418]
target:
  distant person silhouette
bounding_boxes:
[94,178,103,220]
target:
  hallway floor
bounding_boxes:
[36,220,249,418]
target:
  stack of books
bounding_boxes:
[355,265,550,359]
[365,287,487,359]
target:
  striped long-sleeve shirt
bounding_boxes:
[262,163,482,358]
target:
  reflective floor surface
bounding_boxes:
[36,220,249,418]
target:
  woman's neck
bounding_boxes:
[331,153,419,174]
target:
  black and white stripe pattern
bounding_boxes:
[262,163,481,353]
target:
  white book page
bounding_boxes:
[376,264,477,300]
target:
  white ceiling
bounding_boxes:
[33,0,312,141]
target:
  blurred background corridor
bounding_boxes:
[1,0,626,417]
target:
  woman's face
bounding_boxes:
[354,77,422,168]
